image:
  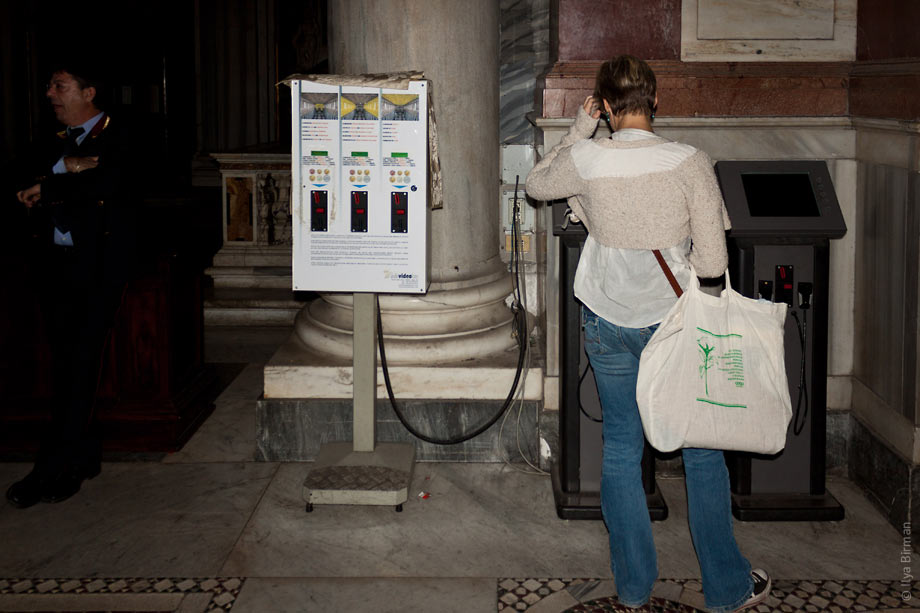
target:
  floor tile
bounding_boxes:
[221,462,611,578]
[164,364,264,464]
[0,462,277,577]
[0,326,914,613]
[231,577,495,613]
[0,592,183,611]
[204,326,293,365]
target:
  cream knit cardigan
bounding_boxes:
[526,108,731,278]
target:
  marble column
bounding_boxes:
[294,0,518,364]
[258,1,544,464]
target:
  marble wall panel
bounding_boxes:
[912,468,920,545]
[857,0,920,61]
[697,0,834,41]
[682,0,856,62]
[827,159,858,378]
[850,69,920,122]
[825,409,851,473]
[853,162,910,420]
[850,416,912,532]
[256,398,541,463]
[653,121,854,161]
[500,0,550,145]
[256,171,293,246]
[556,0,681,61]
[540,61,850,119]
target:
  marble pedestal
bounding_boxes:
[258,336,544,462]
[204,153,297,326]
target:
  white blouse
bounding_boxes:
[572,128,694,328]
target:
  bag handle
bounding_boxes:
[653,249,683,298]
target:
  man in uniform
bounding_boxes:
[7,61,136,508]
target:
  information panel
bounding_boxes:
[289,79,429,293]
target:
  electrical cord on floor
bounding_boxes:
[498,177,547,475]
[790,308,809,436]
[377,177,530,446]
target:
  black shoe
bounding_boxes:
[40,463,100,504]
[735,568,771,611]
[6,469,46,509]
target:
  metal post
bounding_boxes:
[352,292,377,453]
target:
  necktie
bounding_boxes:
[63,127,85,155]
[53,127,86,236]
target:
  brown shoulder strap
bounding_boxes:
[653,249,683,298]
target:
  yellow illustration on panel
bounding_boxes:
[381,94,420,121]
[341,94,379,120]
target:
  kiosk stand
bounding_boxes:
[551,203,668,521]
[285,75,430,511]
[303,292,414,512]
[716,160,846,521]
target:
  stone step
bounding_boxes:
[203,288,306,327]
[205,307,300,326]
[206,266,293,289]
[211,247,292,268]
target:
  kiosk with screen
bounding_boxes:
[716,160,846,521]
[550,205,667,521]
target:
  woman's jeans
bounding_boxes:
[582,307,753,612]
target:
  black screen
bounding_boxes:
[741,173,821,217]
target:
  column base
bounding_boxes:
[256,396,544,462]
[264,333,542,401]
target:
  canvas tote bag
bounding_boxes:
[636,266,792,454]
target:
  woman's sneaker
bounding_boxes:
[736,568,771,611]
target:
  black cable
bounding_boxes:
[510,179,523,325]
[376,177,529,445]
[377,274,527,445]
[790,309,809,436]
[578,361,603,423]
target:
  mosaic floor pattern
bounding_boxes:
[498,578,920,612]
[0,576,243,612]
[1,576,918,611]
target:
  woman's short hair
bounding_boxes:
[594,55,657,118]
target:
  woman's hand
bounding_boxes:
[64,156,99,173]
[583,95,602,120]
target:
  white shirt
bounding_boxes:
[573,128,694,328]
[52,111,105,246]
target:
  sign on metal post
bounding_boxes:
[289,78,430,294]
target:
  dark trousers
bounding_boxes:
[34,246,125,475]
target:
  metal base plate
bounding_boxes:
[303,442,415,508]
[550,464,669,521]
[731,491,845,521]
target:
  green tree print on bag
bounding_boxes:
[695,328,747,409]
[698,339,715,396]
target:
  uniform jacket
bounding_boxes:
[18,113,137,284]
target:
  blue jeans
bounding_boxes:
[582,307,753,612]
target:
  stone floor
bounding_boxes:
[0,326,916,612]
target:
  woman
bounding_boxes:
[526,55,770,612]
